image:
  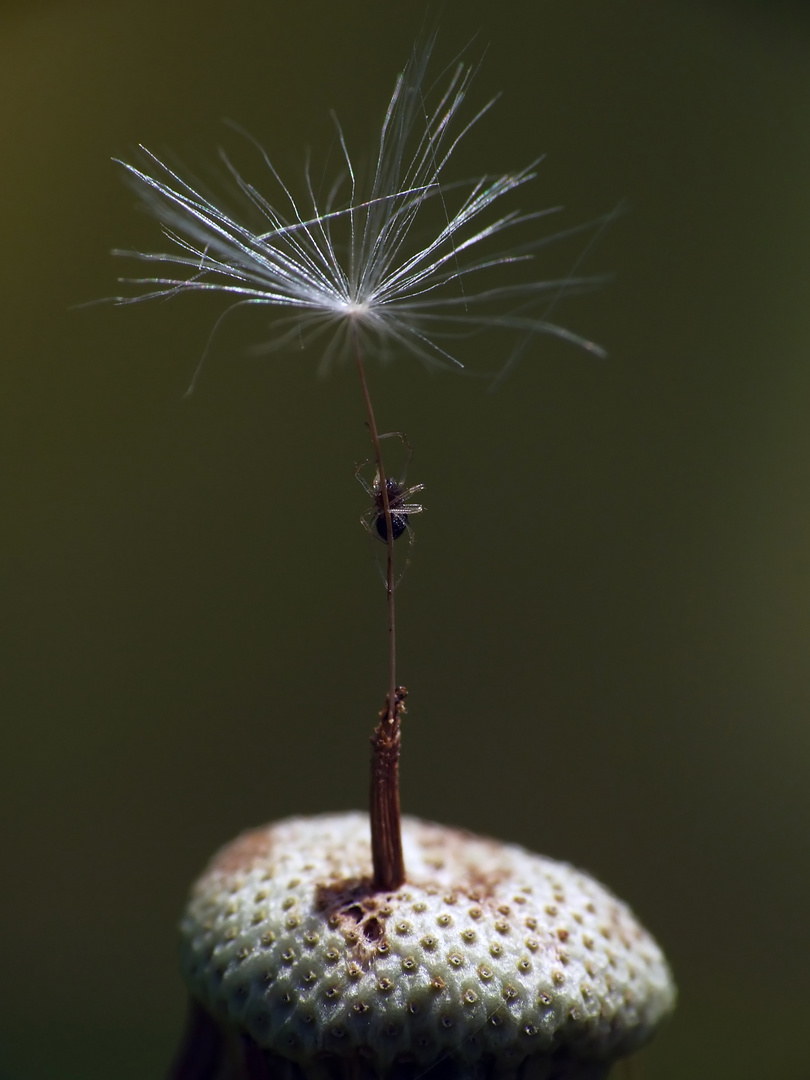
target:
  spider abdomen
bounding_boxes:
[375,479,409,541]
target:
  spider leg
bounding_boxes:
[359,506,380,538]
[378,431,413,451]
[392,521,417,588]
[354,457,378,499]
[396,480,425,505]
[359,516,392,588]
[378,431,414,482]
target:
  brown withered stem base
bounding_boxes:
[369,686,407,893]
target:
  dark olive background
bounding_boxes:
[2,1,809,1077]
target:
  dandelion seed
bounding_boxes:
[112,36,606,389]
[109,37,613,895]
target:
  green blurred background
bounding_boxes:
[2,0,809,1077]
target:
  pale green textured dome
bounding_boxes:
[180,813,674,1078]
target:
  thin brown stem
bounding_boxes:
[354,337,405,891]
[354,346,397,720]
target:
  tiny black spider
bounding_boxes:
[355,432,424,544]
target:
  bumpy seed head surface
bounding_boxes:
[181,813,674,1076]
